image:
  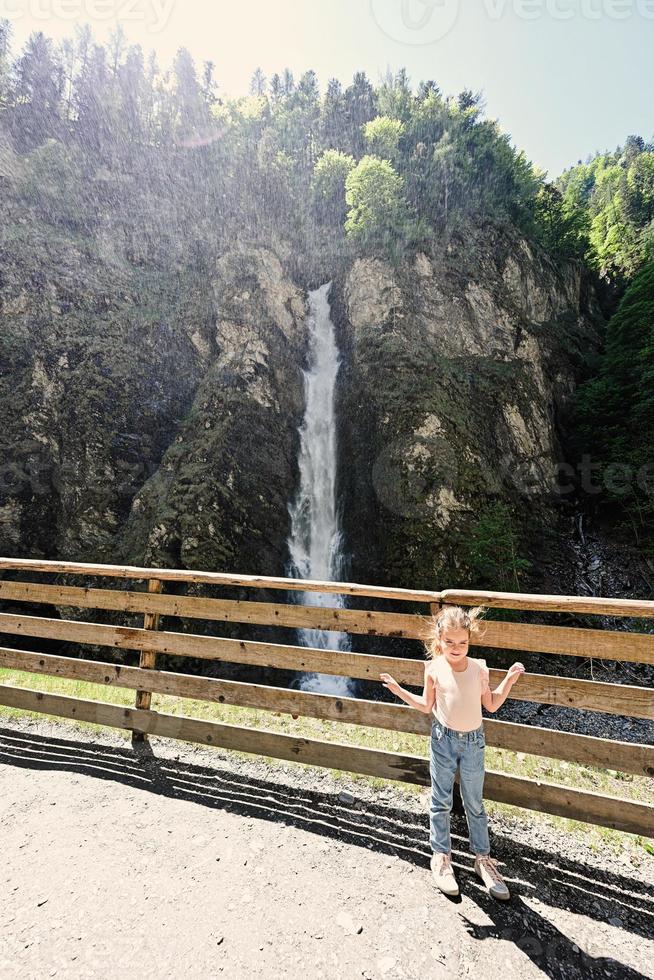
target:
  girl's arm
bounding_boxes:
[481,662,525,713]
[379,663,436,714]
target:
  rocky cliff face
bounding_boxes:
[333,225,605,591]
[1,210,611,597]
[0,233,202,560]
[0,227,308,577]
[119,247,308,575]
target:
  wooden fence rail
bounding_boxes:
[0,556,652,838]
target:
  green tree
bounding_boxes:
[281,68,294,96]
[556,140,654,281]
[376,68,413,122]
[364,115,404,160]
[269,73,283,105]
[343,71,376,156]
[532,184,587,259]
[74,41,113,160]
[312,148,355,226]
[320,77,346,150]
[466,501,532,591]
[249,67,266,97]
[201,60,218,108]
[0,19,11,105]
[118,45,146,153]
[172,47,207,143]
[10,31,63,150]
[17,138,89,229]
[345,154,415,254]
[572,262,654,551]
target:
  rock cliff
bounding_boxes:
[333,225,605,591]
[0,211,614,598]
[119,247,308,575]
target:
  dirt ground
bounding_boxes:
[1,715,652,980]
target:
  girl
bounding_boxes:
[379,604,525,901]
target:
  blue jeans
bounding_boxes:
[429,718,490,857]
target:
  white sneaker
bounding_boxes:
[474,854,511,901]
[430,851,459,896]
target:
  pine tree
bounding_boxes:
[10,31,63,150]
[269,73,283,105]
[320,78,345,150]
[0,18,13,110]
[282,68,294,96]
[74,42,112,160]
[172,47,206,144]
[343,71,376,157]
[119,45,146,155]
[202,61,218,108]
[249,67,266,97]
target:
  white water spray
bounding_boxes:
[286,282,354,696]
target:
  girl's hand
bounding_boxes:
[379,672,401,696]
[507,662,525,685]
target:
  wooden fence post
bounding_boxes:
[132,577,163,745]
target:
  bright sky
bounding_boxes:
[4,0,654,177]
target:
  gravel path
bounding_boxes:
[1,715,652,980]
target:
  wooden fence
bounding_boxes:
[0,557,652,838]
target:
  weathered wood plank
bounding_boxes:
[0,683,651,837]
[500,669,654,719]
[1,647,652,776]
[442,589,654,618]
[0,611,405,677]
[0,683,430,782]
[0,557,439,603]
[3,556,651,617]
[0,612,652,718]
[482,718,654,778]
[0,582,424,639]
[2,581,652,664]
[482,770,654,836]
[473,620,654,664]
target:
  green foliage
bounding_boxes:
[465,500,532,590]
[9,30,62,150]
[532,184,587,260]
[344,155,417,256]
[363,115,404,160]
[0,25,626,266]
[15,138,90,229]
[557,139,654,281]
[342,71,377,157]
[376,68,413,122]
[311,148,355,226]
[572,262,654,552]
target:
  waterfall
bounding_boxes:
[286,282,354,696]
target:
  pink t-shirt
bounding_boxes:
[428,656,490,732]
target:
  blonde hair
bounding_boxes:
[422,604,487,660]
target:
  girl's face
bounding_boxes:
[439,628,470,665]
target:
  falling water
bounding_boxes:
[286,282,354,696]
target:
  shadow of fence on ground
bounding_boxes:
[1,724,651,980]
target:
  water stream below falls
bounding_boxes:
[286,282,355,696]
